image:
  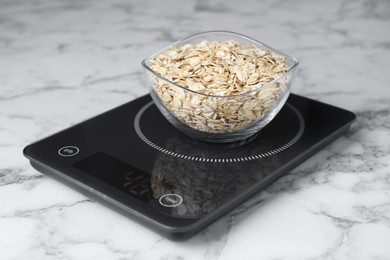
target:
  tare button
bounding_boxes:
[58,146,79,157]
[159,194,183,207]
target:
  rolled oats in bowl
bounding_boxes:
[141,31,299,143]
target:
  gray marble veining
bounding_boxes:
[1,0,390,259]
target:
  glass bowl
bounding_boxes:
[141,31,299,143]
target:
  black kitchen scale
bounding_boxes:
[23,93,355,241]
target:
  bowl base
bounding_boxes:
[182,130,260,144]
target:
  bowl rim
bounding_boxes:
[141,30,299,98]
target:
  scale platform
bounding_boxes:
[23,93,356,241]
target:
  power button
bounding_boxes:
[159,194,183,207]
[58,146,79,157]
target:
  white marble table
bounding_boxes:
[1,0,390,259]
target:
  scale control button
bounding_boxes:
[58,146,79,157]
[159,194,183,207]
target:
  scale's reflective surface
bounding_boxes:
[23,94,355,240]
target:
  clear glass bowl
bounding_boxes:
[141,31,299,143]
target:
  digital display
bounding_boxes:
[73,152,151,202]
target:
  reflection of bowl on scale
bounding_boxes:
[150,134,281,218]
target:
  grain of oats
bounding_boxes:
[150,39,289,133]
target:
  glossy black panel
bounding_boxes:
[23,94,356,230]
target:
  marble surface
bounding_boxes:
[1,0,390,259]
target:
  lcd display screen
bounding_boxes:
[73,152,151,202]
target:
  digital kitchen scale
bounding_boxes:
[23,93,355,241]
